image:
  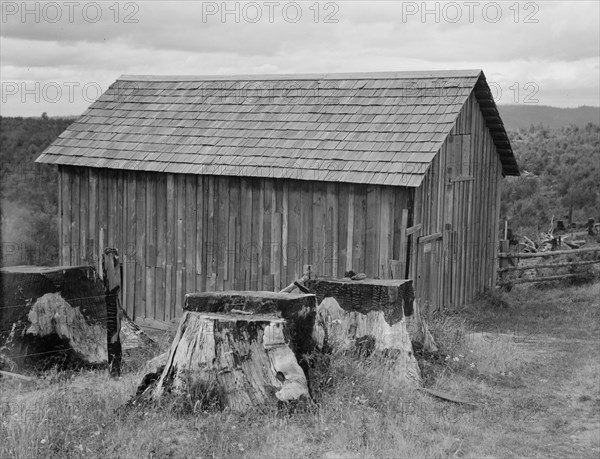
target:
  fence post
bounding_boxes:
[499,240,510,286]
[102,248,122,377]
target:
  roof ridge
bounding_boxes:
[118,70,483,82]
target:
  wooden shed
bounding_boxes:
[36,70,519,322]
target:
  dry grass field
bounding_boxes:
[1,281,599,458]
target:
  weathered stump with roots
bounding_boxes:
[0,262,153,374]
[306,278,421,385]
[151,312,309,412]
[0,266,107,370]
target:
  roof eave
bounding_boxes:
[474,72,520,177]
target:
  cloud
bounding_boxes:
[1,0,598,115]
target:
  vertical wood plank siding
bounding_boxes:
[58,169,412,320]
[57,94,504,319]
[413,92,503,310]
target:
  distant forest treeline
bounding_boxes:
[501,123,600,236]
[1,115,599,267]
[1,116,73,266]
[498,105,600,130]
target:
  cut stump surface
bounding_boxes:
[185,290,317,362]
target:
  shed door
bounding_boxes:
[415,232,444,314]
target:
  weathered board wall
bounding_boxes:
[412,92,503,311]
[58,168,413,320]
[57,93,504,320]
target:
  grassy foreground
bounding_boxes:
[1,282,599,458]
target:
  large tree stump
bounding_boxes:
[151,312,309,412]
[185,291,317,367]
[306,278,421,385]
[0,266,108,370]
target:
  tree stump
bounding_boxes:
[306,278,421,385]
[151,312,309,412]
[185,291,317,368]
[0,266,108,370]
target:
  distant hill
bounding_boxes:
[501,123,600,235]
[42,106,600,131]
[498,105,600,130]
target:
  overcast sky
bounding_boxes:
[1,0,599,116]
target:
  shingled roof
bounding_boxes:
[36,70,518,187]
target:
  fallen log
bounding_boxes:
[498,273,591,286]
[279,274,310,294]
[499,246,600,259]
[151,312,309,412]
[417,387,480,407]
[134,317,179,333]
[0,369,34,382]
[498,259,600,273]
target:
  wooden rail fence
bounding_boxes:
[497,241,600,287]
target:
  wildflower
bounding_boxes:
[377,389,383,394]
[453,357,459,362]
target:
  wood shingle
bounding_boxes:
[37,70,519,184]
